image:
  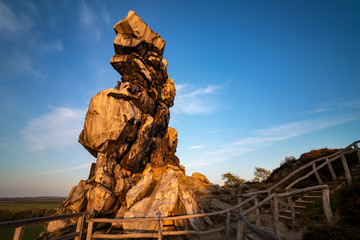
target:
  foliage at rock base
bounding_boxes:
[221,172,245,187]
[301,182,360,240]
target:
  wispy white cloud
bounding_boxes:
[300,108,330,115]
[78,0,110,41]
[188,145,203,149]
[37,40,64,54]
[187,114,360,167]
[335,99,360,109]
[0,1,33,40]
[79,0,92,25]
[8,52,45,78]
[172,84,222,115]
[300,99,360,115]
[208,130,221,134]
[186,157,227,167]
[101,5,110,25]
[24,163,91,176]
[21,106,86,151]
[235,115,360,149]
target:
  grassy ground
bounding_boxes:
[0,199,63,240]
[0,224,44,240]
[0,202,60,211]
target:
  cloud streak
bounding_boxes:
[300,99,360,115]
[188,145,203,149]
[21,106,86,151]
[172,84,222,115]
[0,1,32,40]
[37,40,64,54]
[187,114,360,167]
[8,52,44,78]
[78,0,110,41]
[24,163,91,176]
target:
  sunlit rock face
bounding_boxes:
[53,10,237,234]
[78,10,177,172]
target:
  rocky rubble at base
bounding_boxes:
[47,10,238,234]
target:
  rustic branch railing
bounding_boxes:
[237,185,332,239]
[1,141,358,240]
[0,212,85,240]
[85,183,333,240]
[86,196,257,240]
[237,214,280,240]
[237,140,360,237]
[242,140,360,197]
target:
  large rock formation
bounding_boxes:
[53,10,238,233]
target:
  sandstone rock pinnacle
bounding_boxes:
[51,11,236,235]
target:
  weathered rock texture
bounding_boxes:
[53,10,237,234]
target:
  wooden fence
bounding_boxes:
[85,196,256,240]
[0,212,84,240]
[1,140,359,240]
[239,140,360,232]
[242,140,360,197]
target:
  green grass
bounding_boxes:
[0,200,63,239]
[0,224,44,240]
[0,202,60,211]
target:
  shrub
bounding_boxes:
[221,172,245,187]
[252,167,271,182]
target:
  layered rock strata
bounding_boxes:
[52,11,237,234]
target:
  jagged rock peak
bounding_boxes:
[112,10,165,57]
[49,11,233,237]
[111,10,169,92]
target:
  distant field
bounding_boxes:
[0,202,61,211]
[0,198,64,239]
[0,224,44,240]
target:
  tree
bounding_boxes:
[252,167,271,182]
[221,172,245,187]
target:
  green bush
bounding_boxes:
[221,172,245,187]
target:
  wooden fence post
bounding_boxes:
[237,217,244,240]
[341,155,352,184]
[312,163,323,184]
[157,212,163,240]
[238,197,243,213]
[354,143,360,163]
[86,221,93,240]
[13,225,25,240]
[254,197,260,227]
[271,195,280,237]
[322,188,333,223]
[287,196,295,225]
[75,213,85,240]
[226,211,231,240]
[326,158,337,180]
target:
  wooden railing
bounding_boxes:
[85,196,256,240]
[237,214,280,240]
[237,140,360,237]
[238,185,330,236]
[243,140,360,197]
[1,140,358,240]
[84,184,332,239]
[0,212,85,240]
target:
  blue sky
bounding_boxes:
[0,0,359,197]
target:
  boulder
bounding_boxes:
[122,169,179,231]
[46,220,67,233]
[57,180,91,213]
[192,172,211,185]
[126,172,154,208]
[79,88,141,158]
[86,183,119,215]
